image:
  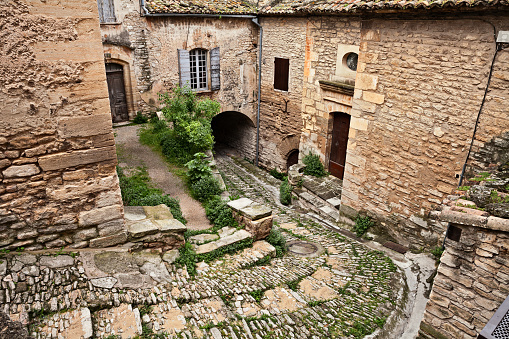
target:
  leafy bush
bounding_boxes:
[160,130,195,165]
[303,152,327,177]
[204,196,238,230]
[266,228,287,257]
[353,214,375,237]
[133,112,148,124]
[185,153,213,183]
[175,242,197,277]
[190,176,223,202]
[117,166,186,224]
[280,178,293,205]
[269,168,287,181]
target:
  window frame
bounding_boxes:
[97,0,117,24]
[189,48,209,91]
[274,57,290,92]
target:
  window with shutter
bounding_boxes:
[97,0,117,23]
[177,47,221,91]
[274,57,290,91]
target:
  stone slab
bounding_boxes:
[227,198,254,212]
[326,197,341,208]
[239,204,272,221]
[90,277,118,289]
[152,219,186,233]
[128,219,159,238]
[143,204,173,220]
[89,232,127,248]
[162,249,180,264]
[195,230,252,255]
[218,227,237,238]
[245,215,273,241]
[189,234,219,244]
[124,206,147,221]
[38,146,116,171]
[39,255,74,268]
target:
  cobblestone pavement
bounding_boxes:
[0,154,412,339]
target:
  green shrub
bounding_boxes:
[353,214,375,237]
[266,228,287,257]
[190,176,223,202]
[133,112,148,124]
[117,166,186,224]
[303,152,327,177]
[269,168,287,180]
[431,246,444,262]
[204,196,238,230]
[174,242,197,277]
[280,178,293,205]
[185,153,213,183]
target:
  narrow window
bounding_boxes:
[274,57,289,91]
[97,0,117,23]
[190,49,208,90]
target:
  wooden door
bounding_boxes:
[106,63,129,123]
[329,112,351,179]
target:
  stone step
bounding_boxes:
[194,229,252,255]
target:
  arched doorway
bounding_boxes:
[286,149,299,171]
[211,111,256,159]
[329,112,351,179]
[105,63,129,123]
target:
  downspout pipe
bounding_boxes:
[252,17,263,167]
[140,0,256,18]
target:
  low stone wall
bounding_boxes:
[227,198,273,240]
[418,202,509,338]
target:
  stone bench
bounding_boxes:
[124,205,186,251]
[227,198,273,240]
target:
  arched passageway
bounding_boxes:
[286,149,299,170]
[211,111,256,160]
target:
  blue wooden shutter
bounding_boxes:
[210,47,220,91]
[178,49,191,88]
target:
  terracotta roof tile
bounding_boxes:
[145,0,257,15]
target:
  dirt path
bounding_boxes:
[114,124,211,230]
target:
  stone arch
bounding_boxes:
[211,111,256,160]
[278,134,301,165]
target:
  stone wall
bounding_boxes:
[299,16,361,162]
[339,15,509,249]
[257,17,307,170]
[100,7,258,120]
[0,0,126,250]
[419,216,509,338]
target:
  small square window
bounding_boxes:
[274,57,289,91]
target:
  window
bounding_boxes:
[178,47,220,91]
[97,0,117,23]
[274,57,289,91]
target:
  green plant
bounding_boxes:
[431,246,444,262]
[353,214,375,237]
[269,168,286,180]
[204,196,238,230]
[265,228,287,257]
[302,152,327,177]
[249,289,264,303]
[190,176,223,202]
[133,112,149,124]
[174,242,197,277]
[287,277,303,291]
[457,186,470,191]
[117,166,186,224]
[185,153,213,183]
[279,178,293,205]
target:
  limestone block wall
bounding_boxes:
[419,219,509,338]
[299,16,361,162]
[340,16,509,249]
[0,0,126,250]
[100,7,258,120]
[257,17,307,171]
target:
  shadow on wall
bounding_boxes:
[211,111,256,160]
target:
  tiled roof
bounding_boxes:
[145,0,509,15]
[261,0,509,14]
[145,0,257,15]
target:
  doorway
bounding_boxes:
[286,149,299,171]
[106,63,129,123]
[329,112,351,179]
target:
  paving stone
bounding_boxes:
[326,197,341,208]
[195,230,252,255]
[143,204,173,220]
[218,226,237,238]
[39,255,74,268]
[162,249,180,264]
[189,234,220,244]
[90,277,118,289]
[153,218,187,233]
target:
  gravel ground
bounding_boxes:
[114,124,211,230]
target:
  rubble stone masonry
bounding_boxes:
[340,16,509,249]
[0,0,126,250]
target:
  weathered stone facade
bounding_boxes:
[0,0,126,250]
[339,15,509,249]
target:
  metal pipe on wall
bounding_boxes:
[251,18,263,167]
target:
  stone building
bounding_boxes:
[0,0,126,250]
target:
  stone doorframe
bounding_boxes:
[103,49,137,121]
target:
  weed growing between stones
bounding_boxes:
[265,228,287,257]
[117,166,186,224]
[302,152,327,177]
[287,276,304,291]
[353,214,375,237]
[279,178,293,205]
[431,246,444,262]
[269,168,286,180]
